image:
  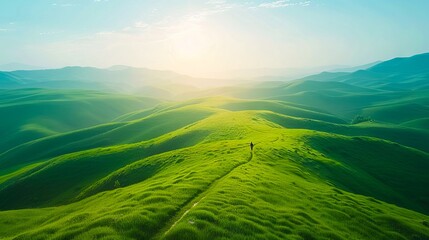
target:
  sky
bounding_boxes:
[1,0,429,77]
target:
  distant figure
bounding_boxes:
[250,142,254,151]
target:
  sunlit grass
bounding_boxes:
[0,96,428,239]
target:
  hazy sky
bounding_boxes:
[1,0,429,77]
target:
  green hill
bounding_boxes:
[401,118,429,130]
[198,55,429,127]
[297,52,429,91]
[368,53,429,75]
[0,88,160,152]
[0,53,429,239]
[0,104,428,239]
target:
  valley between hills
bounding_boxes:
[0,53,428,239]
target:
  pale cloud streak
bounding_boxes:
[39,31,64,36]
[134,21,149,29]
[258,0,311,8]
[108,0,311,43]
[51,3,75,7]
[116,1,238,43]
[206,0,241,13]
[24,0,313,72]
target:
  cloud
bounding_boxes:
[60,0,241,51]
[39,31,64,36]
[258,0,310,8]
[134,21,149,29]
[0,23,15,32]
[118,2,235,42]
[206,0,240,13]
[51,3,75,7]
[95,31,113,35]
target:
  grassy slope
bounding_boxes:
[0,88,160,152]
[188,79,429,126]
[401,118,429,130]
[361,95,429,124]
[0,97,340,170]
[260,111,429,153]
[0,105,216,170]
[0,98,428,239]
[271,89,429,121]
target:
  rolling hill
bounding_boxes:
[0,88,160,153]
[0,100,428,239]
[187,53,429,128]
[0,53,428,239]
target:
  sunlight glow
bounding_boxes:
[170,24,211,61]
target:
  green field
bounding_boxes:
[0,53,429,239]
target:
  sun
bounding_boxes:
[171,24,211,61]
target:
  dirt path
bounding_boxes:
[163,196,207,236]
[153,151,254,239]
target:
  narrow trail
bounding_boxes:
[152,151,255,239]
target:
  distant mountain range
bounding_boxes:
[300,52,429,90]
[0,62,43,71]
[204,62,381,80]
[0,66,204,99]
[1,53,428,101]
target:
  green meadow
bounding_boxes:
[0,53,429,239]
